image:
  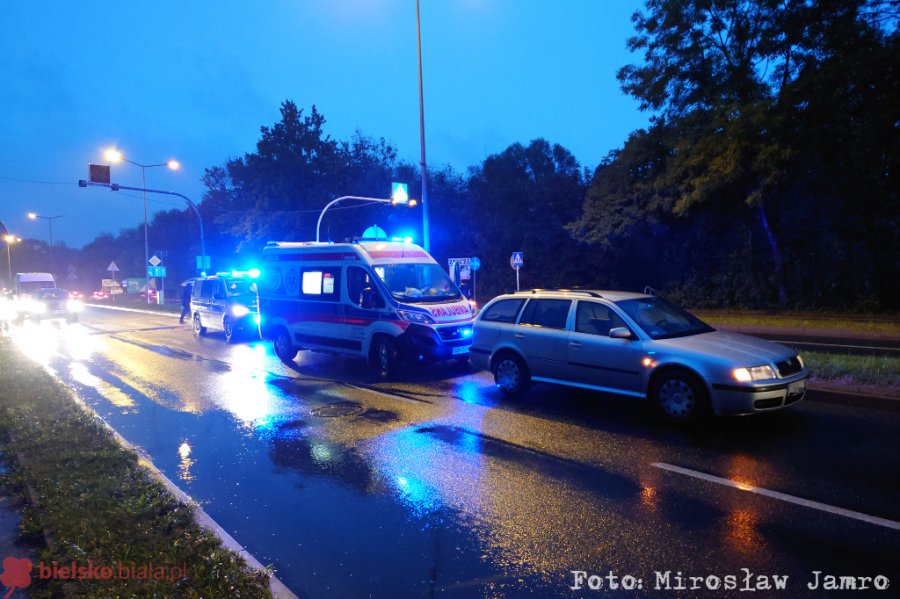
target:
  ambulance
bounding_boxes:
[257,240,475,374]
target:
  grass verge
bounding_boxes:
[802,350,900,388]
[694,311,900,335]
[0,338,272,598]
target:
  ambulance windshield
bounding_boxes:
[374,263,461,303]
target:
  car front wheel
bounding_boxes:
[371,336,399,378]
[493,353,530,397]
[223,316,236,343]
[651,370,709,423]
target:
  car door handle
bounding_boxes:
[514,333,525,338]
[570,341,582,347]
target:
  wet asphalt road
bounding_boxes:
[7,307,900,597]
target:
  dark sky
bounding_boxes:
[1,1,648,248]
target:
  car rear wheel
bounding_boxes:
[651,370,709,423]
[192,314,207,337]
[493,353,530,397]
[223,316,236,343]
[273,327,298,362]
[371,336,399,378]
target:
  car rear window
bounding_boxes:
[518,299,571,330]
[480,299,526,323]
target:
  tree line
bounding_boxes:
[7,1,897,310]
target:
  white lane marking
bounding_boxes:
[775,339,900,352]
[652,462,900,531]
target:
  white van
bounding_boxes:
[14,273,56,298]
[258,241,475,374]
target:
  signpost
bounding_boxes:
[447,258,472,282]
[148,255,165,304]
[470,256,481,301]
[107,261,119,300]
[510,252,523,291]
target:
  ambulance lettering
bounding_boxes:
[424,302,472,321]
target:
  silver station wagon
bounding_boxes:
[470,289,808,422]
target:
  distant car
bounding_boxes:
[470,289,808,422]
[68,290,84,299]
[19,287,83,323]
[91,290,109,300]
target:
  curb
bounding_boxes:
[82,409,298,599]
[807,386,900,412]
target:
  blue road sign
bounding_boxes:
[471,256,481,271]
[511,252,524,269]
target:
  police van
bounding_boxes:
[190,272,260,343]
[258,241,474,374]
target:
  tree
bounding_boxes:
[203,101,403,248]
[574,0,899,308]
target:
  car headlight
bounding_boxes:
[796,354,804,369]
[67,299,84,312]
[231,304,250,317]
[398,310,435,325]
[732,364,777,382]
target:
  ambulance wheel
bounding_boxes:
[273,327,298,362]
[371,335,399,377]
[193,314,207,336]
[223,316,237,343]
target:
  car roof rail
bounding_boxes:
[513,288,604,298]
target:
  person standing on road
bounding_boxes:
[179,281,194,324]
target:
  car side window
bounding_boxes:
[518,299,571,330]
[575,301,628,336]
[480,299,526,323]
[199,280,214,301]
[347,266,384,308]
[300,267,341,302]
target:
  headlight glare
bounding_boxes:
[398,310,435,325]
[732,364,776,382]
[231,304,250,317]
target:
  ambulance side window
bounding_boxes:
[347,267,384,309]
[300,267,341,302]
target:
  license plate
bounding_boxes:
[788,380,806,395]
[452,345,470,355]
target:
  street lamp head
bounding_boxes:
[105,148,123,163]
[4,235,16,244]
[27,212,38,220]
[167,159,181,171]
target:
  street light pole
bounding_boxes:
[27,213,64,275]
[315,195,417,243]
[105,150,180,304]
[416,0,430,252]
[4,235,19,289]
[78,181,205,274]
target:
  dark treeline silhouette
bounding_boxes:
[8,1,897,310]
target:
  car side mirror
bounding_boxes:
[609,327,633,340]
